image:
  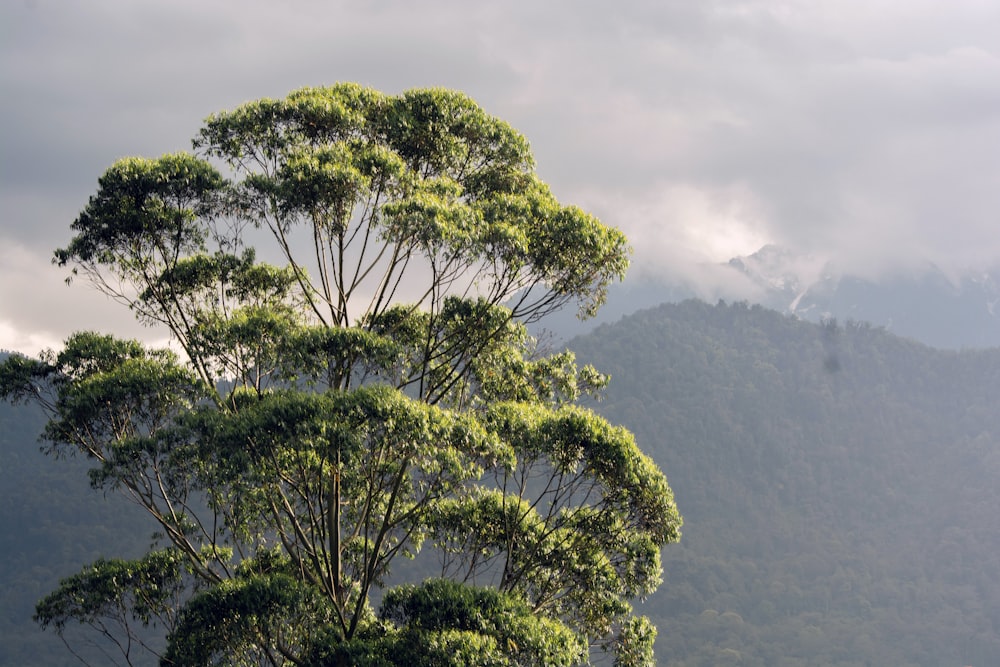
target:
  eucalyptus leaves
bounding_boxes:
[2,84,679,666]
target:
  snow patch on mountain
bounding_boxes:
[725,246,1000,349]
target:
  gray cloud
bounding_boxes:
[3,0,1000,351]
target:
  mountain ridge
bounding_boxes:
[539,246,1000,350]
[727,245,1000,348]
[570,299,1000,666]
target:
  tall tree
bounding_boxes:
[1,84,680,666]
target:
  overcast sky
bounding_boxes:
[3,0,1000,353]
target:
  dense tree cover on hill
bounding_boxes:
[0,85,679,666]
[571,300,1000,667]
[8,300,1000,665]
[0,373,152,666]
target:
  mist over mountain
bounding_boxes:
[728,245,1000,349]
[541,245,1000,350]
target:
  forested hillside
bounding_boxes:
[572,300,1000,666]
[0,358,151,666]
[6,301,1000,666]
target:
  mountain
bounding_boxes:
[539,245,1000,350]
[727,245,1000,349]
[7,303,1000,666]
[0,353,151,666]
[571,299,1000,666]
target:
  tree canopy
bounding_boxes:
[1,84,680,666]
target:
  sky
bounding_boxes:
[2,0,1000,353]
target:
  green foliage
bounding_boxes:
[190,83,629,326]
[164,572,336,667]
[301,579,587,667]
[614,616,657,667]
[35,549,188,632]
[53,153,223,270]
[31,549,189,664]
[0,352,48,404]
[3,84,674,666]
[378,579,587,667]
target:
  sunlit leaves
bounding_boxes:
[613,615,658,667]
[3,317,674,665]
[37,333,206,458]
[532,204,630,318]
[55,153,223,271]
[197,384,502,476]
[35,549,188,633]
[12,82,677,666]
[379,579,586,667]
[277,325,402,388]
[184,384,511,601]
[48,331,148,381]
[145,250,298,308]
[381,176,478,251]
[189,84,628,327]
[362,297,607,408]
[430,402,681,648]
[188,305,299,390]
[164,572,335,667]
[196,83,386,164]
[34,549,192,664]
[484,401,681,536]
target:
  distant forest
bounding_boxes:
[572,300,1000,667]
[4,299,1000,665]
[0,387,150,666]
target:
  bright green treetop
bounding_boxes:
[2,84,680,666]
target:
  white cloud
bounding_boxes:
[0,242,164,355]
[3,0,1000,346]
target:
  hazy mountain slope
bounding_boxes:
[572,300,1000,667]
[7,303,1000,666]
[540,246,1000,350]
[0,372,151,666]
[728,245,1000,349]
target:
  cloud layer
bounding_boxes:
[3,0,999,351]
